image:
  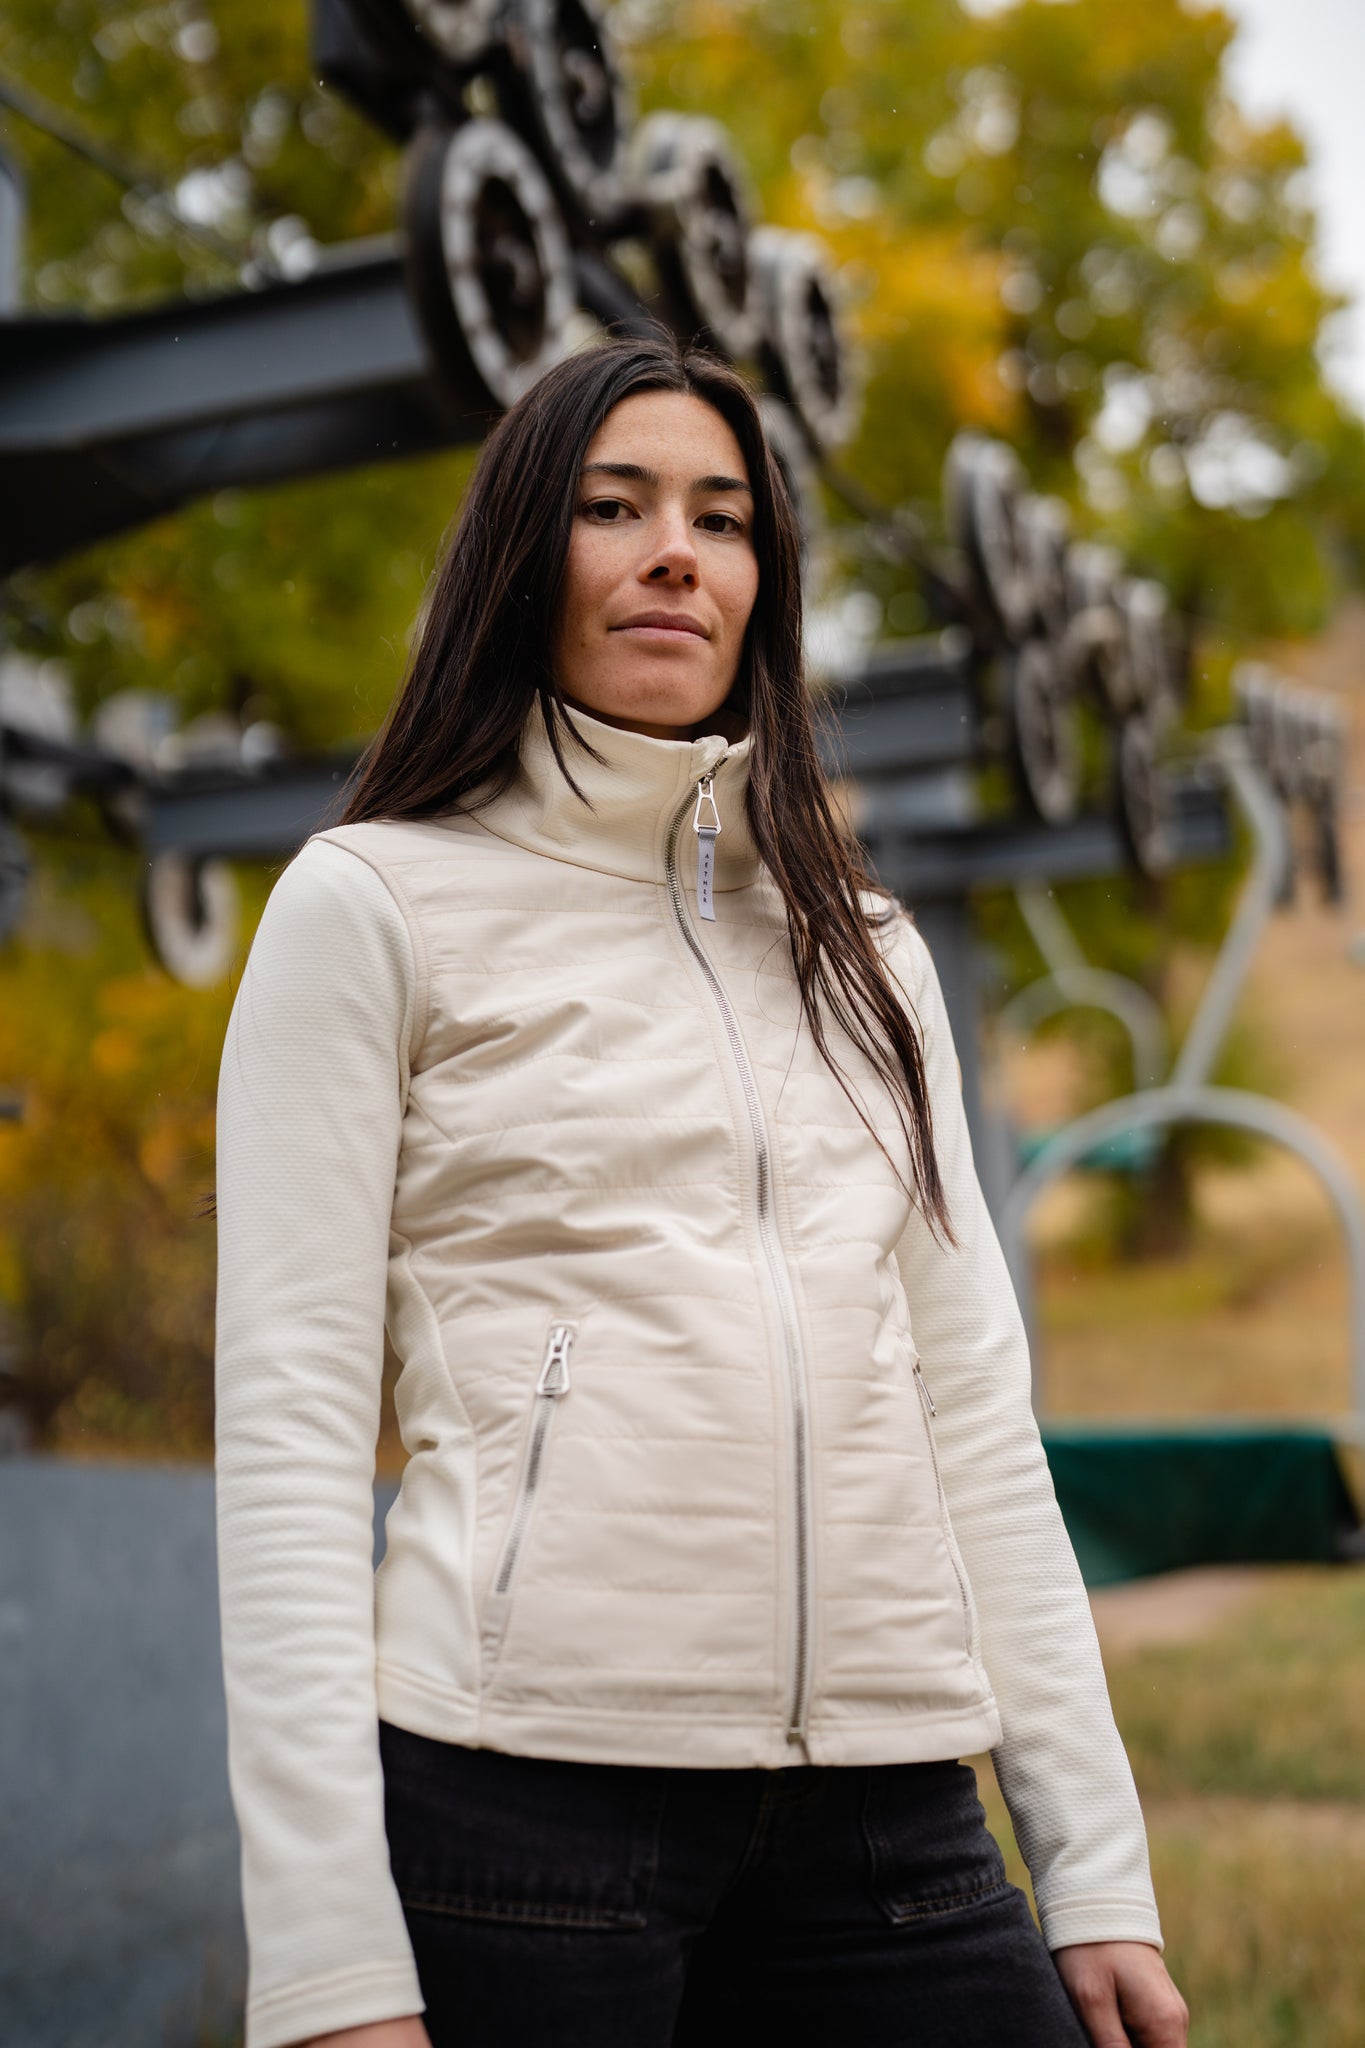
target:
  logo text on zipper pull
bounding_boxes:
[693,774,722,922]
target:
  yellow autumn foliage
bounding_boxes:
[0,840,265,1453]
[0,0,1359,1454]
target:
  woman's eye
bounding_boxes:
[581,497,633,523]
[697,512,744,536]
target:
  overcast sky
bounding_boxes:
[1222,0,1365,414]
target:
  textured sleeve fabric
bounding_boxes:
[889,918,1163,1954]
[214,836,426,2048]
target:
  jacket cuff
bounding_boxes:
[1038,1893,1165,1954]
[246,1956,425,2048]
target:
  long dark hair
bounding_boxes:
[338,335,950,1235]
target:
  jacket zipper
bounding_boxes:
[913,1357,975,1657]
[665,770,814,1750]
[484,1322,575,1656]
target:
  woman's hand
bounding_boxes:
[299,2019,431,2048]
[1055,1942,1188,2048]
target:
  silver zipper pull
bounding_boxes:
[914,1359,937,1417]
[693,774,722,923]
[536,1322,575,1397]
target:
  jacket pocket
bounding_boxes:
[911,1354,978,1663]
[482,1320,576,1671]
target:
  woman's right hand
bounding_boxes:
[300,2019,431,2048]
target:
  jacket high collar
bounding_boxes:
[475,697,762,893]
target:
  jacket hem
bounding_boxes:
[1038,1894,1165,1954]
[805,1700,1001,1766]
[377,1659,482,1743]
[377,1659,1000,1771]
[246,1957,425,2048]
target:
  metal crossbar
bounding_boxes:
[1000,729,1365,1436]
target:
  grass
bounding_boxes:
[1035,1199,1351,1423]
[1009,1143,1365,2045]
[1145,1797,1365,2048]
[1105,1567,1365,1803]
[992,662,1365,2040]
[1116,1567,1365,2042]
[973,1563,1365,2046]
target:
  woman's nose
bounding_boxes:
[646,557,697,585]
[643,509,698,585]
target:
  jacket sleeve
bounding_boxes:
[214,835,426,2048]
[888,916,1163,1953]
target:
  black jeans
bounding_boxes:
[379,1721,1089,2047]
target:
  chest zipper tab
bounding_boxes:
[693,774,722,923]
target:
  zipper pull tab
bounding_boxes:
[914,1359,937,1417]
[536,1322,575,1398]
[693,774,722,923]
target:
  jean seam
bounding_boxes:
[383,1735,666,1931]
[704,1770,782,1909]
[881,1876,1015,1925]
[398,1888,647,1929]
[860,1770,1009,1928]
[627,1770,666,1916]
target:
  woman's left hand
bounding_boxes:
[1054,1941,1189,2048]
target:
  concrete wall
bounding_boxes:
[0,1457,396,2048]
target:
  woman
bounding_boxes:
[214,336,1188,2048]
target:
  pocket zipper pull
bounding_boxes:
[914,1359,937,1417]
[536,1322,575,1398]
[693,774,722,923]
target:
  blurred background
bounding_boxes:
[0,2,1363,2043]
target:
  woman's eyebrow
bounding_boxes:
[579,461,753,496]
[580,461,660,485]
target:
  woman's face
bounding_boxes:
[553,388,760,741]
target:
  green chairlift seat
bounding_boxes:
[1041,1420,1363,1588]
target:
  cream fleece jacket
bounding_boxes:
[214,704,1161,2048]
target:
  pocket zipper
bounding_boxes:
[488,1322,575,1622]
[913,1359,937,1417]
[911,1356,975,1657]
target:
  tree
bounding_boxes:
[0,0,1358,1444]
[625,0,1365,637]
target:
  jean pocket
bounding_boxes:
[379,1721,665,1930]
[860,1760,1009,1926]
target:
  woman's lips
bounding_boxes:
[611,613,709,638]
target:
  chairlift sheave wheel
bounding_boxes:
[1302,696,1347,905]
[396,0,503,65]
[1118,577,1177,717]
[1006,636,1082,827]
[628,111,761,359]
[1015,493,1071,644]
[500,0,633,232]
[1115,712,1175,879]
[942,433,1034,643]
[1063,541,1133,717]
[405,117,577,410]
[141,852,239,988]
[758,394,828,603]
[750,226,859,453]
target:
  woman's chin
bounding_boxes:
[562,686,734,740]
